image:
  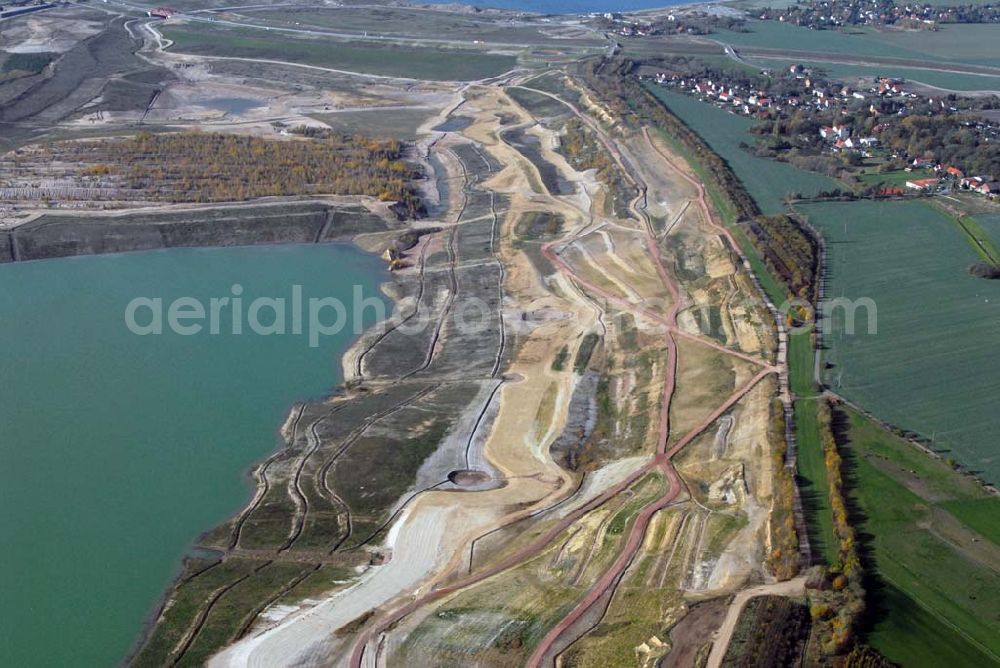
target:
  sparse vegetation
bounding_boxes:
[515,211,564,241]
[552,345,570,371]
[572,333,601,374]
[12,131,423,214]
[557,118,633,218]
[0,51,56,79]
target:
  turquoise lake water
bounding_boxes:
[0,244,387,666]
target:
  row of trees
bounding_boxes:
[811,398,866,656]
[747,214,818,301]
[67,130,424,216]
[766,398,801,581]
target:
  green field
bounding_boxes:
[715,20,1000,66]
[857,24,1000,66]
[646,86,839,214]
[226,6,601,48]
[801,199,1000,484]
[858,169,917,188]
[975,212,1000,249]
[841,407,1000,666]
[162,24,518,80]
[747,57,1000,92]
[713,22,928,60]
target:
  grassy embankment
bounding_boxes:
[839,406,1000,665]
[162,24,517,80]
[232,6,603,48]
[310,108,434,141]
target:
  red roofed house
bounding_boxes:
[976,181,1000,196]
[905,178,939,191]
[148,6,176,19]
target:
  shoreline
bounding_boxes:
[0,198,395,264]
[116,233,402,665]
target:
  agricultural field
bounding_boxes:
[711,22,931,60]
[645,86,839,214]
[801,199,1000,484]
[161,24,518,81]
[839,406,1000,666]
[856,24,1000,66]
[722,595,810,667]
[974,212,1000,248]
[745,57,1000,93]
[222,6,602,48]
[713,20,1000,66]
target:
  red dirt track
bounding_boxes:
[525,136,776,663]
[348,114,778,668]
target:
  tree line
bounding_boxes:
[767,397,802,581]
[67,130,425,216]
[747,214,818,302]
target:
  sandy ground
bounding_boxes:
[5,6,794,663]
[210,84,604,667]
[208,503,500,668]
[205,70,786,667]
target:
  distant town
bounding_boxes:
[648,61,1000,197]
[756,0,1000,29]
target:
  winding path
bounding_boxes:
[348,81,779,666]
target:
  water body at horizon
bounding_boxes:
[436,0,694,13]
[0,243,387,666]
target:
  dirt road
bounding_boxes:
[705,576,807,668]
[343,79,780,667]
